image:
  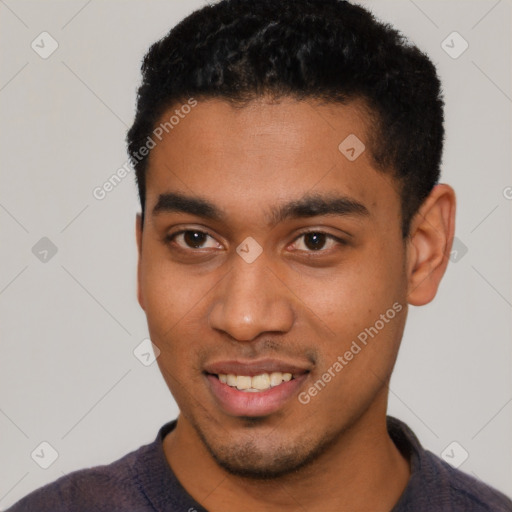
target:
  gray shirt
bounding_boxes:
[7,417,512,511]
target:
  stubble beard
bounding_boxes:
[190,415,341,480]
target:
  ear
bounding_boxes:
[406,184,456,306]
[135,213,145,311]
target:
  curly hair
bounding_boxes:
[127,0,444,236]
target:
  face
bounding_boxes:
[137,97,410,478]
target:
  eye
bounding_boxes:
[289,231,344,252]
[167,230,222,250]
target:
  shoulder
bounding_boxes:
[422,450,512,512]
[6,442,154,512]
[387,417,512,512]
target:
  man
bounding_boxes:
[8,0,512,510]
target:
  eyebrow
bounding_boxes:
[268,193,370,225]
[152,193,223,220]
[152,192,370,225]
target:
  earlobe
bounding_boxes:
[135,214,145,310]
[406,184,456,306]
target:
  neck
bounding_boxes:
[163,402,410,512]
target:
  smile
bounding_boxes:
[216,372,293,392]
[203,360,311,417]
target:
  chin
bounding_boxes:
[195,422,337,480]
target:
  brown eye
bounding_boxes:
[289,231,344,253]
[303,232,327,251]
[168,230,222,251]
[183,231,208,248]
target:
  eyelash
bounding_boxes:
[165,229,347,254]
[289,230,346,252]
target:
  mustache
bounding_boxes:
[196,338,318,365]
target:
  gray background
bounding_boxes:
[0,0,511,508]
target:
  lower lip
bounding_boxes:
[206,374,308,417]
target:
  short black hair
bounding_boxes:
[127,0,444,236]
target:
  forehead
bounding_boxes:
[145,97,399,220]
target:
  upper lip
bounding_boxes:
[204,359,311,377]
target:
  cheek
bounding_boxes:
[293,242,407,385]
[294,254,407,421]
[139,249,206,344]
[300,244,405,328]
[140,260,208,393]
[139,248,228,386]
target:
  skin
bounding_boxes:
[136,97,456,511]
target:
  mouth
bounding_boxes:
[215,371,294,392]
[203,360,311,417]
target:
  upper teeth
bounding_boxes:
[218,372,293,391]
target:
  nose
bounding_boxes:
[208,256,295,342]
